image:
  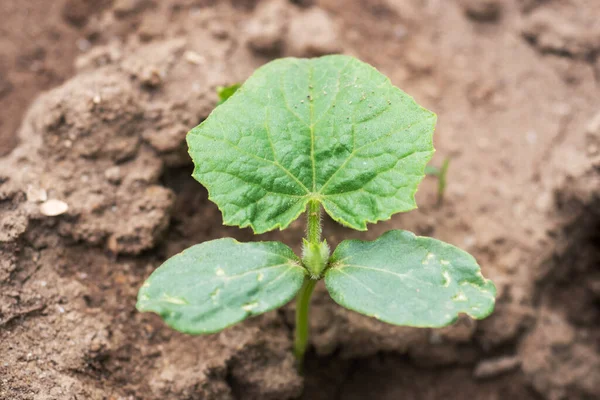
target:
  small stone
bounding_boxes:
[586,111,600,136]
[473,356,521,379]
[26,185,48,203]
[138,13,165,42]
[104,166,122,184]
[140,67,163,88]
[113,0,148,18]
[286,8,340,57]
[184,50,205,65]
[245,0,289,54]
[40,199,69,216]
[461,0,502,22]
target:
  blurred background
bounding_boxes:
[1,1,599,399]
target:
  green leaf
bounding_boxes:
[137,238,306,334]
[216,83,241,105]
[324,230,496,327]
[188,55,436,234]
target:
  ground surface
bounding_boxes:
[1,0,599,399]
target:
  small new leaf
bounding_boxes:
[325,230,496,327]
[216,83,241,105]
[137,238,305,334]
[188,55,436,234]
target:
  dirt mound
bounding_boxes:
[1,0,599,399]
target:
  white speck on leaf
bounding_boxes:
[216,268,225,276]
[211,288,220,303]
[442,270,451,287]
[242,302,258,312]
[162,294,187,305]
[453,292,468,302]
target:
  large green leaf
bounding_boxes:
[324,230,496,327]
[188,55,436,234]
[137,238,306,334]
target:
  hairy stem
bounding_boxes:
[306,200,321,245]
[293,277,317,371]
[293,200,323,371]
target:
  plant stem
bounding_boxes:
[293,200,322,371]
[293,277,317,371]
[306,199,321,245]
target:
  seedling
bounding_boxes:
[137,55,496,369]
[216,83,241,105]
[425,157,451,206]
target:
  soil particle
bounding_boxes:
[113,0,154,19]
[245,0,291,54]
[521,4,600,59]
[62,0,114,28]
[520,309,600,400]
[460,0,503,22]
[473,355,521,380]
[285,7,340,57]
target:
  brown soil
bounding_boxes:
[1,0,599,399]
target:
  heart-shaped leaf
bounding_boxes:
[187,55,436,234]
[137,238,306,334]
[324,230,496,327]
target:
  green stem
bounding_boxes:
[293,200,322,371]
[293,277,317,371]
[306,200,321,245]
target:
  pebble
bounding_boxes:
[40,199,69,217]
[286,8,340,57]
[105,166,122,184]
[473,355,521,379]
[184,51,205,65]
[461,0,502,22]
[586,111,600,135]
[26,185,47,203]
[245,0,288,54]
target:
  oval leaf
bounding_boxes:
[188,55,436,234]
[137,238,305,334]
[324,230,496,327]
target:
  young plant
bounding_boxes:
[137,55,496,368]
[216,83,241,105]
[425,157,451,206]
